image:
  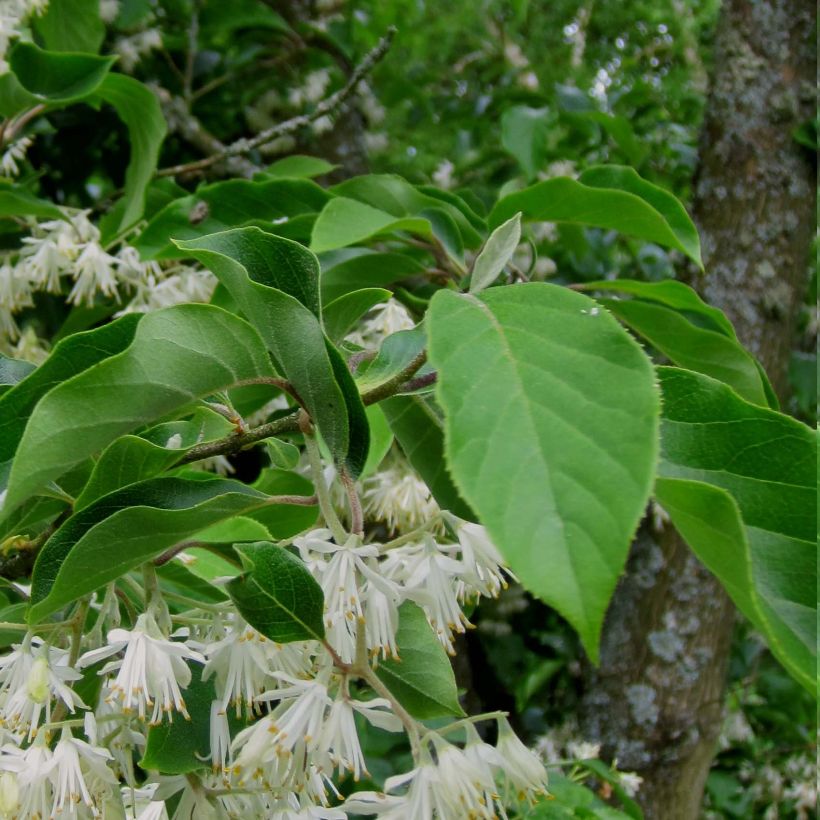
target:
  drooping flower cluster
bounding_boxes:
[0,209,215,355]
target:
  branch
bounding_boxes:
[155,27,396,179]
[180,347,430,466]
[358,349,428,405]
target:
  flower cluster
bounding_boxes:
[0,504,540,818]
[0,209,214,355]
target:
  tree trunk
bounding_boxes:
[580,1,816,817]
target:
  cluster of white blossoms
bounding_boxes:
[0,209,215,355]
[0,511,544,818]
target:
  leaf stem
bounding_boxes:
[300,413,347,544]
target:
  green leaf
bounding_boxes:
[332,174,483,248]
[655,367,816,692]
[320,250,427,304]
[74,408,234,510]
[490,166,702,268]
[177,228,369,475]
[136,178,330,259]
[0,314,141,493]
[28,477,272,623]
[577,279,736,338]
[428,284,659,660]
[469,212,521,294]
[379,394,474,521]
[264,438,301,470]
[361,405,393,477]
[226,542,325,643]
[323,288,391,342]
[0,183,67,221]
[311,197,432,254]
[578,112,647,167]
[375,602,464,720]
[248,469,317,538]
[140,663,215,774]
[578,165,701,267]
[0,355,35,394]
[0,73,38,118]
[597,297,771,407]
[9,41,115,104]
[354,328,427,394]
[34,0,105,53]
[3,305,273,517]
[262,155,337,179]
[501,106,549,179]
[96,74,167,236]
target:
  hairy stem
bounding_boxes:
[301,412,347,544]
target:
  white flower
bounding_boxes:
[3,733,53,819]
[68,242,119,305]
[318,695,400,781]
[294,531,379,663]
[47,727,117,817]
[567,740,601,761]
[0,769,18,816]
[346,300,415,347]
[495,717,548,801]
[0,636,83,737]
[432,159,455,190]
[79,612,205,723]
[452,520,512,599]
[619,771,643,798]
[400,535,470,654]
[0,135,32,177]
[209,701,232,773]
[199,616,275,718]
[361,573,402,660]
[362,460,439,535]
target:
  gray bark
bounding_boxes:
[580,1,816,817]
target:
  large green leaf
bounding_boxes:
[598,298,771,407]
[3,305,273,516]
[577,279,736,338]
[136,178,330,259]
[96,74,167,236]
[34,0,105,53]
[28,477,272,623]
[319,250,427,304]
[226,542,325,643]
[311,197,432,254]
[655,367,816,691]
[375,602,464,720]
[178,228,370,475]
[8,41,115,104]
[428,284,659,660]
[0,314,141,493]
[331,174,483,248]
[74,409,234,510]
[490,166,702,268]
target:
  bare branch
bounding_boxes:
[155,27,396,180]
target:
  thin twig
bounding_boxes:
[180,348,429,467]
[155,27,396,179]
[183,7,199,103]
[339,467,363,535]
[359,349,428,405]
[300,411,347,544]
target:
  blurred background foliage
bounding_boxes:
[13,1,817,815]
